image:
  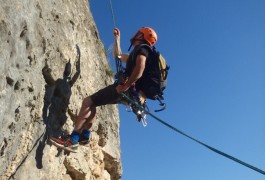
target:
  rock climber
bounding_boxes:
[49,27,158,152]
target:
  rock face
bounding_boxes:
[0,0,122,179]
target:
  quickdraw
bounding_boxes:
[125,86,149,127]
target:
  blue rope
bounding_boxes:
[121,92,265,176]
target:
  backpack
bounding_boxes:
[135,44,169,101]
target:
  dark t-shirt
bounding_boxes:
[125,45,150,76]
[125,44,150,91]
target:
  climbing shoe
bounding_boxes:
[78,135,90,146]
[78,130,90,146]
[49,136,78,153]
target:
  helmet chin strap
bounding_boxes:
[128,37,137,51]
[128,43,133,51]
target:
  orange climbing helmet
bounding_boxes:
[130,27,158,47]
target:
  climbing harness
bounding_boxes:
[107,0,265,176]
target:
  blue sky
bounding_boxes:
[89,0,265,179]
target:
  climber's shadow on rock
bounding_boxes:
[35,45,81,169]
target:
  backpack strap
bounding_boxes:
[154,95,166,112]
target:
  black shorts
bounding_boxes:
[90,83,120,107]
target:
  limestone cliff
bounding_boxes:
[0,0,122,179]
